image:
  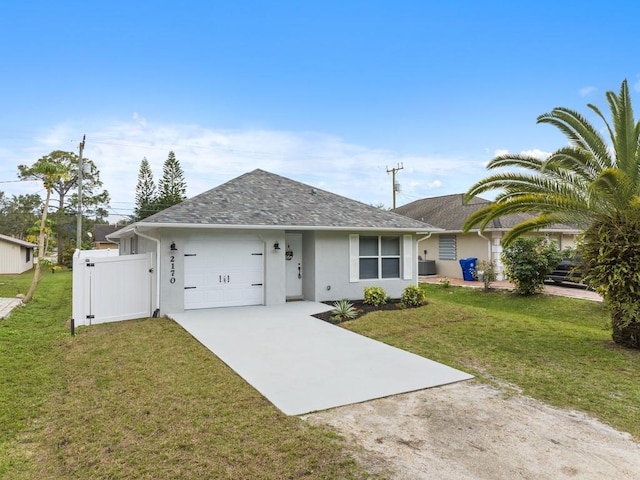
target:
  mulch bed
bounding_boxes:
[312,299,419,324]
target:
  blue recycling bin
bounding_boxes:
[459,257,478,281]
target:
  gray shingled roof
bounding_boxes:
[0,234,36,248]
[394,194,579,232]
[93,225,120,242]
[139,169,437,231]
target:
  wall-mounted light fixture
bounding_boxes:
[170,241,177,251]
[273,242,281,251]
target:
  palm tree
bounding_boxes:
[18,158,69,304]
[463,80,640,349]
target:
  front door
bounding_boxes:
[285,234,303,298]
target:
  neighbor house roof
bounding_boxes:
[0,234,36,248]
[394,194,580,233]
[93,225,120,243]
[111,169,439,238]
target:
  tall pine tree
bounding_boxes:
[157,151,187,210]
[134,157,157,220]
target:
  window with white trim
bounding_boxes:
[438,235,456,260]
[359,236,400,279]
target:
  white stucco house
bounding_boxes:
[107,169,439,315]
[0,234,36,274]
[394,194,580,280]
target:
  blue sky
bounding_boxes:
[1,1,639,220]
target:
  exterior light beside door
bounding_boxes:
[170,242,177,251]
[273,242,281,251]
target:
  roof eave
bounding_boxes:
[108,222,442,238]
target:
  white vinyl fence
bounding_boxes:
[72,250,153,327]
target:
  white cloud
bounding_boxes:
[520,148,551,160]
[491,148,550,161]
[579,86,597,97]
[0,117,489,218]
[634,75,640,93]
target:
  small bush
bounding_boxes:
[401,285,426,307]
[363,286,388,306]
[474,260,497,292]
[330,299,359,322]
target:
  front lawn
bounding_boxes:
[3,274,638,478]
[342,283,640,439]
[0,271,371,480]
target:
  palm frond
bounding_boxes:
[500,214,565,246]
[543,147,607,183]
[486,154,547,171]
[537,107,612,170]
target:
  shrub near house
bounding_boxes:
[501,237,562,295]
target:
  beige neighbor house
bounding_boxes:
[394,194,580,281]
[0,234,36,274]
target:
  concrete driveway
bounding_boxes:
[169,302,472,415]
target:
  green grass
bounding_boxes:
[0,270,71,476]
[0,271,372,479]
[343,283,640,439]
[3,275,639,478]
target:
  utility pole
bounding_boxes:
[76,135,86,251]
[386,162,404,209]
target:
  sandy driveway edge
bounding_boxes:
[304,380,640,480]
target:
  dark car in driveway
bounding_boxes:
[545,258,589,289]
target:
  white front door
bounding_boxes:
[184,237,264,309]
[285,234,303,298]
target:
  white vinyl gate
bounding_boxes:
[72,251,153,327]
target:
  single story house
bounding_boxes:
[107,169,439,314]
[0,234,36,274]
[394,194,580,280]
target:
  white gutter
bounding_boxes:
[133,227,161,316]
[477,230,491,262]
[127,222,443,234]
[417,232,433,243]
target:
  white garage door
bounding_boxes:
[184,237,264,309]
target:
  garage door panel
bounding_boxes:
[184,237,264,309]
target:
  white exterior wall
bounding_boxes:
[116,227,420,312]
[312,231,417,302]
[0,241,33,274]
[130,228,285,314]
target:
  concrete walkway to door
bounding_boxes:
[169,302,472,415]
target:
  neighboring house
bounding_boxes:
[394,194,580,280]
[92,225,120,250]
[0,234,36,274]
[107,169,439,314]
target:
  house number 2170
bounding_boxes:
[169,255,176,284]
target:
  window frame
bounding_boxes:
[358,235,401,280]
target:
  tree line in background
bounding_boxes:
[1,150,110,265]
[0,149,187,303]
[134,151,187,221]
[1,149,188,258]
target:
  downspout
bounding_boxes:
[417,232,434,258]
[416,232,434,279]
[477,230,491,262]
[133,227,161,317]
